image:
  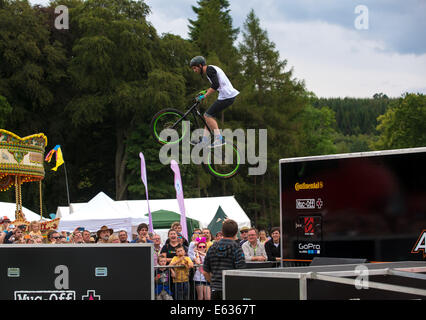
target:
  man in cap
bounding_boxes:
[239,226,250,246]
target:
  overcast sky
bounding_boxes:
[29,0,426,98]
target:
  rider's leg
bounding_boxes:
[203,116,220,137]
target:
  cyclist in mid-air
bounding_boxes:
[190,56,239,147]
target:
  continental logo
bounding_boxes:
[295,181,324,191]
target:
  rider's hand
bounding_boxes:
[196,94,205,102]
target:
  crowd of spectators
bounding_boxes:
[0,215,282,300]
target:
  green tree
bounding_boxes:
[64,0,187,200]
[0,0,67,135]
[295,105,338,156]
[188,0,239,69]
[0,95,12,127]
[375,93,426,149]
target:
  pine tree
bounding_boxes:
[188,0,239,69]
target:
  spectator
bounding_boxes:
[214,231,223,242]
[187,229,202,261]
[191,228,202,240]
[161,229,182,263]
[24,234,34,244]
[152,233,163,266]
[239,226,249,246]
[190,238,211,300]
[177,233,189,251]
[259,229,268,244]
[82,230,94,243]
[59,232,69,243]
[155,256,174,300]
[47,230,61,244]
[264,227,282,261]
[203,219,246,300]
[0,216,11,230]
[0,229,6,244]
[171,221,182,234]
[118,230,129,243]
[169,244,193,300]
[202,228,214,250]
[72,230,84,244]
[166,223,189,247]
[96,225,113,243]
[242,228,268,262]
[28,221,42,238]
[131,223,153,243]
[108,234,120,243]
[32,235,43,244]
[4,225,25,244]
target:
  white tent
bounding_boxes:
[56,202,86,219]
[0,202,47,222]
[58,192,146,239]
[57,192,251,240]
[119,196,251,231]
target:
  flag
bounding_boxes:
[170,160,188,240]
[139,152,153,233]
[45,145,64,171]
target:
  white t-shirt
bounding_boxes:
[206,65,239,100]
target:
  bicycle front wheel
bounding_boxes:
[151,108,189,145]
[203,142,241,179]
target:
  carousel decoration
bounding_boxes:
[0,129,58,231]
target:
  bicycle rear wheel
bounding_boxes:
[151,108,189,145]
[203,142,241,179]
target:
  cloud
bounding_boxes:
[263,19,426,97]
[26,0,425,98]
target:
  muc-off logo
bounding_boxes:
[296,199,315,209]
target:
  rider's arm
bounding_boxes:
[204,87,216,98]
[206,66,219,95]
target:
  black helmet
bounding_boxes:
[190,56,206,67]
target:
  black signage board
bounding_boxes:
[0,244,153,300]
[279,148,426,261]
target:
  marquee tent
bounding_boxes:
[147,209,200,236]
[58,192,147,238]
[207,206,228,237]
[121,195,251,231]
[57,192,251,240]
[0,202,47,222]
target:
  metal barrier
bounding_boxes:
[154,260,284,300]
[154,264,210,300]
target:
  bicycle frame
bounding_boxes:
[170,101,215,137]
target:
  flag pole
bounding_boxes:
[63,156,70,206]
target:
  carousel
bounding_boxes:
[0,129,59,233]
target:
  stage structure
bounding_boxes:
[0,129,50,229]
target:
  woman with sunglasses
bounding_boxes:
[190,237,211,300]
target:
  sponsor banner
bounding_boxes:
[298,242,321,255]
[295,181,324,191]
[296,198,324,210]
